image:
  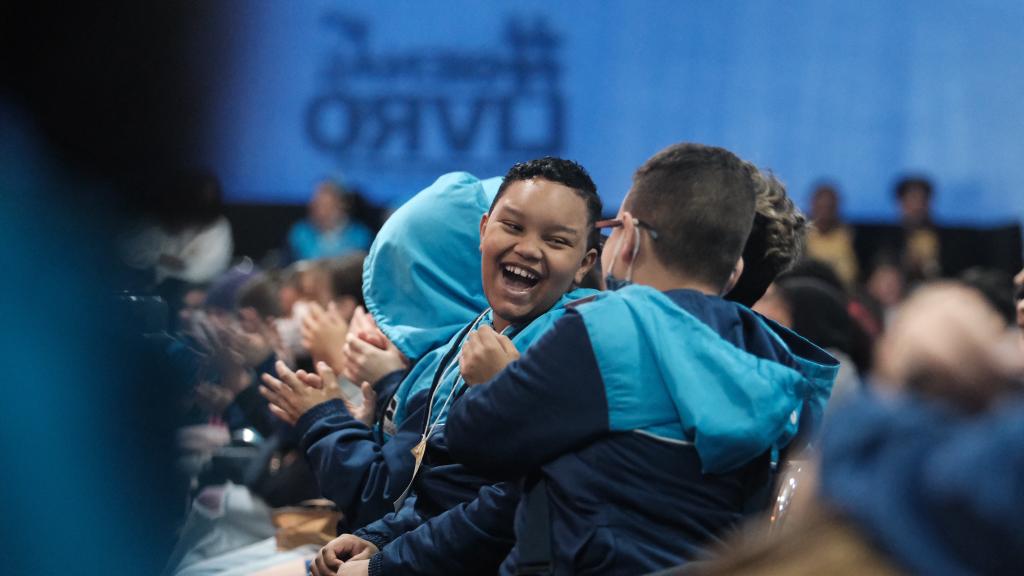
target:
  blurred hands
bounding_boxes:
[349,306,389,349]
[302,301,350,372]
[459,325,519,386]
[310,534,378,576]
[875,282,1024,412]
[259,361,344,425]
[194,381,235,415]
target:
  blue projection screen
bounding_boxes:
[204,0,1024,227]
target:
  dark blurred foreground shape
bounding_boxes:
[1,2,224,574]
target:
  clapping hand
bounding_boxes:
[260,361,344,425]
[301,301,350,372]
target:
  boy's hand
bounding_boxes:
[259,361,343,425]
[311,534,378,576]
[342,333,408,387]
[350,306,389,349]
[304,361,378,428]
[337,560,369,576]
[302,302,350,372]
[459,325,519,386]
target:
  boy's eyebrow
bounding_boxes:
[501,206,583,236]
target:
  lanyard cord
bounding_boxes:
[393,308,523,510]
[423,308,521,440]
[421,309,490,440]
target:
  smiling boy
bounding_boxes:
[265,158,603,575]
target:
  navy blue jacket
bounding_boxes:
[296,369,414,532]
[447,289,837,575]
[354,413,518,575]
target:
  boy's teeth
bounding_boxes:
[505,265,537,280]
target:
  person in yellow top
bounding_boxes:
[805,183,859,288]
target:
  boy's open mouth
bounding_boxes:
[501,264,541,293]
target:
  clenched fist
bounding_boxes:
[459,325,519,386]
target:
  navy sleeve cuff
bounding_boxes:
[373,369,406,393]
[367,552,384,576]
[354,531,391,551]
[294,398,351,443]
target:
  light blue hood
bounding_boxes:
[576,285,838,473]
[362,172,502,361]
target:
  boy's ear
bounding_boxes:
[478,213,489,252]
[722,257,745,295]
[574,248,599,285]
[619,211,639,267]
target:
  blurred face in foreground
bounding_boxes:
[479,178,596,331]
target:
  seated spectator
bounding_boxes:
[959,266,1017,327]
[119,169,234,318]
[262,158,601,566]
[805,182,859,288]
[754,276,862,412]
[1016,267,1024,349]
[288,181,373,262]
[445,143,838,575]
[725,170,807,307]
[686,281,1024,576]
[864,254,907,326]
[895,175,942,281]
[120,169,233,285]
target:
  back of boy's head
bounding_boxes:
[491,156,603,250]
[627,143,758,289]
[727,170,808,306]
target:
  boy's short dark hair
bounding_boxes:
[626,143,758,289]
[491,157,603,250]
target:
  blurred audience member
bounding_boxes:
[754,277,862,412]
[805,182,859,288]
[1016,267,1024,349]
[726,170,808,307]
[690,281,1024,575]
[895,176,942,281]
[783,259,878,378]
[873,282,1020,410]
[864,255,906,325]
[959,267,1017,327]
[288,180,373,262]
[121,169,234,288]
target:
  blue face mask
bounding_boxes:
[603,226,640,291]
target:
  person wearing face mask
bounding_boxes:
[302,161,814,576]
[445,143,839,575]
